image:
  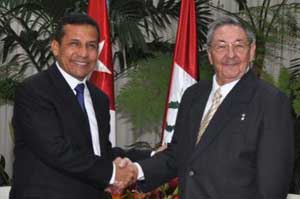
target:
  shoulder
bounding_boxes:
[14,69,55,108]
[183,80,211,98]
[242,70,288,101]
[22,70,49,87]
[15,65,67,102]
[256,78,287,101]
[177,80,211,109]
[17,69,51,95]
[248,78,291,115]
[86,81,109,102]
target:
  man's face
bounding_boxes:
[207,25,256,85]
[51,24,98,81]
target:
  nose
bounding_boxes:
[226,44,236,58]
[78,46,88,57]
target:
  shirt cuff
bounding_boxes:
[134,162,145,180]
[150,151,156,156]
[109,163,116,184]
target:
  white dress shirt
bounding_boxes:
[202,75,240,119]
[56,62,101,156]
[56,63,118,184]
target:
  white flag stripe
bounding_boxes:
[163,63,197,143]
[168,63,197,101]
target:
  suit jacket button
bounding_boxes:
[188,170,194,176]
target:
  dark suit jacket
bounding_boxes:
[10,64,149,199]
[291,115,300,193]
[139,70,294,199]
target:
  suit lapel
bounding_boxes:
[191,70,257,160]
[47,64,93,148]
[188,81,212,149]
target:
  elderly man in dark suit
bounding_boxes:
[122,16,294,199]
[9,13,148,199]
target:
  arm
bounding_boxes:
[136,86,195,192]
[257,92,294,199]
[112,147,151,162]
[136,145,178,192]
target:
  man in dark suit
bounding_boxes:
[9,13,148,199]
[124,16,294,199]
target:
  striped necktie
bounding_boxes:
[196,88,222,144]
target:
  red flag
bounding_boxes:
[162,0,198,143]
[88,0,116,146]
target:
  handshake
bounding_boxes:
[106,144,167,195]
[106,157,139,194]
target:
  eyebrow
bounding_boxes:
[214,39,248,43]
[68,38,98,43]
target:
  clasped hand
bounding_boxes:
[105,157,138,194]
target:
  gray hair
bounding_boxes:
[206,15,256,46]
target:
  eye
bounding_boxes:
[216,45,226,49]
[234,43,249,52]
[214,44,227,52]
[70,41,80,47]
[90,44,97,49]
[87,43,98,50]
[235,44,245,49]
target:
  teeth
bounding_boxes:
[74,61,88,66]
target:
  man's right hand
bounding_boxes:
[112,157,138,191]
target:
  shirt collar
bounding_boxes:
[212,75,240,99]
[56,62,87,91]
[212,67,250,98]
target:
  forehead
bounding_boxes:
[62,24,98,41]
[212,25,248,43]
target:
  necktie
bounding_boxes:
[75,83,86,111]
[74,83,98,154]
[196,88,222,144]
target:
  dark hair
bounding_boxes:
[52,12,100,43]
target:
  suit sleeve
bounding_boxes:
[13,83,113,189]
[111,147,151,162]
[137,142,178,192]
[257,92,294,199]
[137,87,195,192]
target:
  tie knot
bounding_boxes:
[75,83,85,94]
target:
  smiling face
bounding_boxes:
[51,24,98,81]
[207,25,256,85]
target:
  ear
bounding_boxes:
[51,40,60,57]
[207,49,213,65]
[249,43,256,62]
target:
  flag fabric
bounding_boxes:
[88,0,116,146]
[162,0,199,144]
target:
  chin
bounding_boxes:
[222,73,242,82]
[223,69,240,77]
